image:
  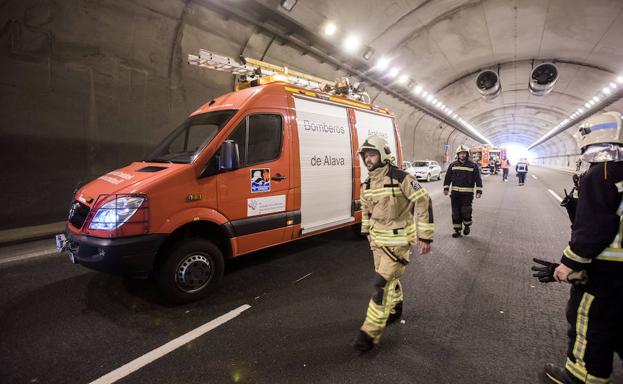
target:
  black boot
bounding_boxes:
[452,231,462,238]
[463,225,471,236]
[351,330,374,352]
[543,363,580,384]
[387,302,403,325]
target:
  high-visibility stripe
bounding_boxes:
[566,358,610,384]
[572,292,595,370]
[596,247,623,261]
[452,166,473,172]
[451,186,475,192]
[453,224,462,229]
[463,221,472,225]
[564,246,592,264]
[616,181,623,192]
[408,189,427,201]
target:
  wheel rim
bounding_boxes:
[175,253,214,293]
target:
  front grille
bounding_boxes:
[68,201,90,229]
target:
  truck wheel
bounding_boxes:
[426,173,431,182]
[157,238,224,304]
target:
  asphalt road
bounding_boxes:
[1,166,621,384]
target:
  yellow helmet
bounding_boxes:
[456,144,470,155]
[358,135,394,164]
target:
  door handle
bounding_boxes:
[271,174,287,181]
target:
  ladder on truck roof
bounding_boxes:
[188,49,371,104]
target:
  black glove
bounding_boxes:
[532,258,558,283]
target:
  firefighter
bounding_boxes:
[543,112,623,384]
[516,158,529,185]
[443,145,483,238]
[351,135,434,352]
[501,156,511,182]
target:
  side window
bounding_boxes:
[247,114,282,165]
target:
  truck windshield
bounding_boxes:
[145,110,237,164]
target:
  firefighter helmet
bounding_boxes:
[359,135,394,164]
[574,112,623,151]
[456,144,470,155]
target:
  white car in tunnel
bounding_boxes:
[407,160,442,182]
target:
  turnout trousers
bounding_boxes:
[450,192,474,231]
[518,172,527,184]
[564,277,623,383]
[502,168,509,180]
[360,245,409,343]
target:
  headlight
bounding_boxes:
[89,196,145,230]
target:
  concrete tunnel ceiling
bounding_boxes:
[263,0,623,156]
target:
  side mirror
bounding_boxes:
[218,140,240,171]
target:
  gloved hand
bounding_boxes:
[560,188,577,223]
[531,257,588,284]
[443,189,449,196]
[531,258,558,283]
[476,191,482,199]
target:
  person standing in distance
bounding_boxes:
[352,135,434,352]
[443,145,483,238]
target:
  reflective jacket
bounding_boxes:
[562,161,623,276]
[443,160,483,194]
[501,159,511,169]
[516,162,528,173]
[361,164,434,246]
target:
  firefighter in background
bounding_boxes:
[516,158,529,185]
[501,155,511,182]
[443,145,483,238]
[542,112,623,384]
[352,135,434,352]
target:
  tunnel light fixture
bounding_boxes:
[617,76,623,84]
[362,46,375,61]
[375,57,390,71]
[610,82,618,89]
[280,0,297,11]
[421,91,428,98]
[413,85,423,95]
[342,35,361,54]
[602,87,612,95]
[426,94,433,102]
[398,74,409,85]
[593,96,600,102]
[323,22,337,36]
[584,102,591,108]
[388,67,400,78]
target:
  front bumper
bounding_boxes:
[57,231,166,277]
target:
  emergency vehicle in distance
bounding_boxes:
[469,145,506,174]
[55,49,404,303]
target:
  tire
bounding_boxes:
[426,173,431,182]
[436,173,441,180]
[157,238,224,304]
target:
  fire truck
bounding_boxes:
[470,146,506,174]
[56,49,404,303]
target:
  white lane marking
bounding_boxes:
[89,304,252,384]
[532,175,538,180]
[548,189,563,203]
[0,248,59,266]
[294,273,312,283]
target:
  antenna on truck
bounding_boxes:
[188,49,371,104]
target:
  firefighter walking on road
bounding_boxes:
[443,145,483,238]
[543,112,623,384]
[516,158,529,185]
[501,156,511,182]
[352,135,434,352]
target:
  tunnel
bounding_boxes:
[1,0,623,383]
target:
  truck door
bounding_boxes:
[293,97,354,234]
[353,110,398,183]
[216,111,291,254]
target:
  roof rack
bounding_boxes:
[188,49,371,104]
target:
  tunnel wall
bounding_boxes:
[0,0,476,229]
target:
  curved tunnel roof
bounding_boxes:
[270,0,623,154]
